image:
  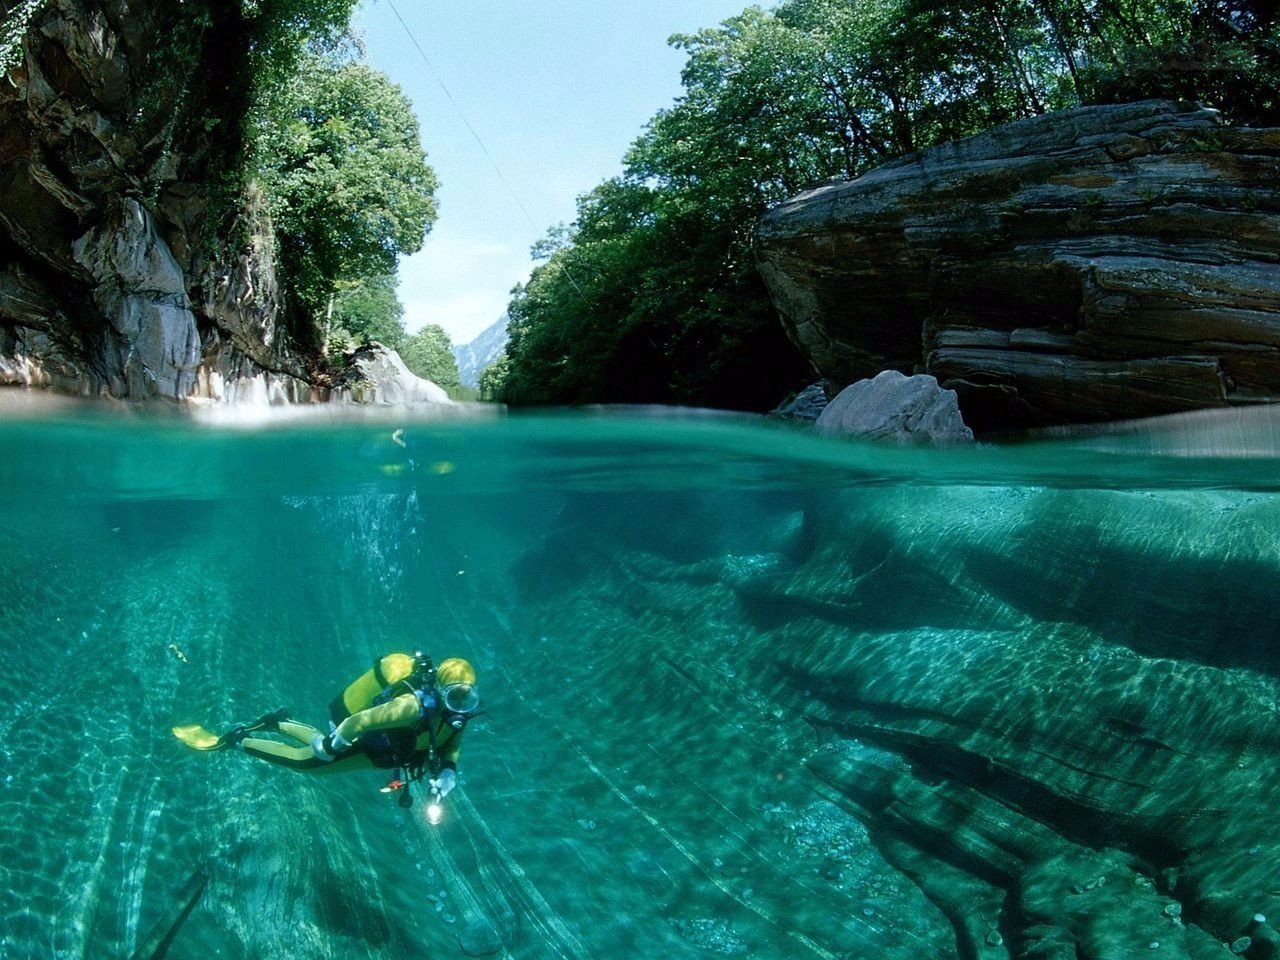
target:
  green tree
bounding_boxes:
[400,324,461,392]
[478,354,510,402]
[0,0,44,75]
[329,272,406,349]
[256,53,439,342]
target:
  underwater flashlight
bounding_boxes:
[426,786,444,825]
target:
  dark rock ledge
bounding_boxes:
[757,100,1280,434]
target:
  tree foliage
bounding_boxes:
[478,354,511,401]
[329,272,406,349]
[499,0,1280,409]
[0,0,44,75]
[256,54,439,338]
[138,0,364,206]
[400,324,461,392]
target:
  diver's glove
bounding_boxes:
[311,730,352,762]
[429,768,457,797]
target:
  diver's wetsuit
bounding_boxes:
[241,693,465,774]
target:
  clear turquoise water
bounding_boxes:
[2,402,1279,959]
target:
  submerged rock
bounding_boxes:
[670,918,749,956]
[512,472,1280,959]
[458,919,502,956]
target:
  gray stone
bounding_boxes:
[339,343,453,405]
[769,381,830,421]
[458,918,502,956]
[72,197,200,399]
[815,370,973,443]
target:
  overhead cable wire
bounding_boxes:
[383,0,592,306]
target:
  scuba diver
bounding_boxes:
[173,653,480,811]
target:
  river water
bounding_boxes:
[2,399,1279,959]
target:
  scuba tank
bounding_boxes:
[329,651,435,726]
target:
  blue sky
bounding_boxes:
[352,0,756,345]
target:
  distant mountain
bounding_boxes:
[452,315,510,388]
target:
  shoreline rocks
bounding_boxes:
[0,0,449,408]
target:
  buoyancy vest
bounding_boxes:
[329,652,464,772]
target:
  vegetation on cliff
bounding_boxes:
[493,0,1280,410]
[0,0,43,74]
[153,0,438,365]
[399,324,463,392]
[255,51,438,354]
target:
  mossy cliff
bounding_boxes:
[0,0,330,401]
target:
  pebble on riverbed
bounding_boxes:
[458,918,502,956]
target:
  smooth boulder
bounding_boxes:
[815,370,973,442]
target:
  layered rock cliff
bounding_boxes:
[0,0,324,401]
[757,101,1280,433]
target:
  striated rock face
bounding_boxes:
[757,100,1280,433]
[0,0,394,404]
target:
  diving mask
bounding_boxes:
[441,682,480,715]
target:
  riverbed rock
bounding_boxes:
[814,370,973,442]
[757,100,1280,433]
[458,919,502,956]
[510,453,1280,957]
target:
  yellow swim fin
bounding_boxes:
[172,709,289,752]
[172,724,224,751]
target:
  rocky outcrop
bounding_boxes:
[815,370,973,442]
[757,100,1280,433]
[0,0,300,400]
[0,0,425,405]
[337,342,453,405]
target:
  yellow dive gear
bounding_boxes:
[172,708,289,752]
[171,724,221,750]
[436,658,476,687]
[329,652,420,723]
